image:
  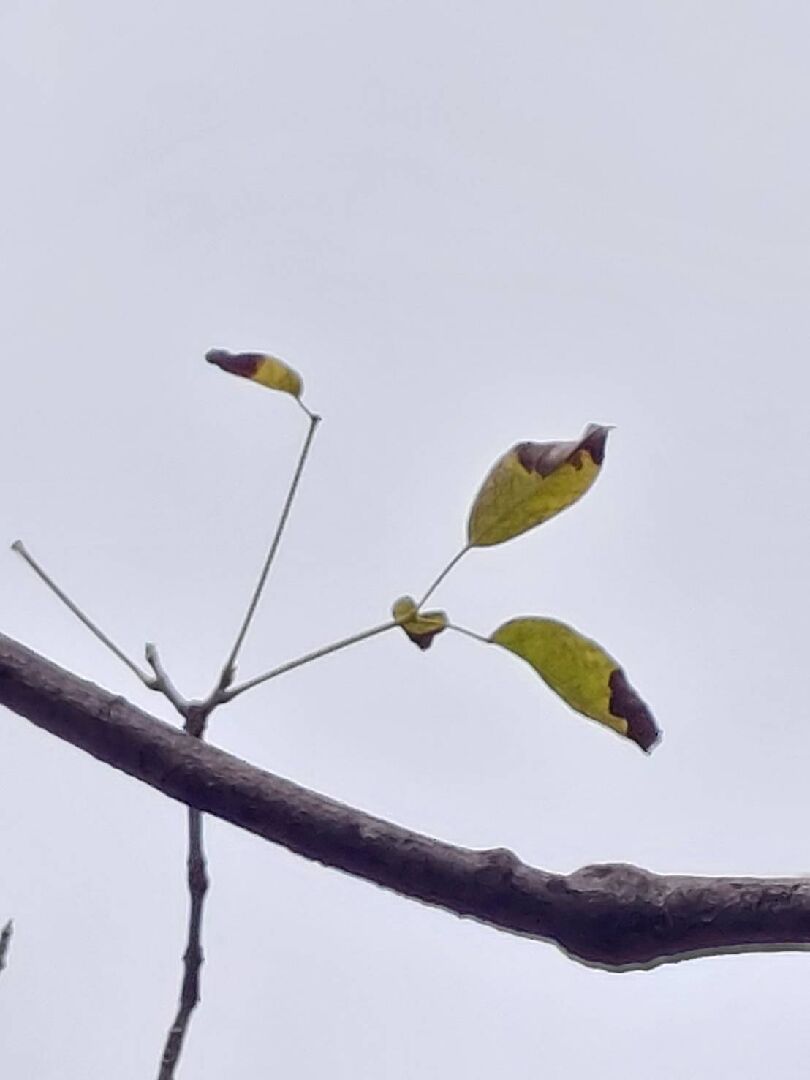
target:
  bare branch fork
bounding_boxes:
[3,631,810,973]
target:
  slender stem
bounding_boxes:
[448,622,491,646]
[416,546,470,609]
[11,541,153,686]
[219,412,321,686]
[0,920,12,974]
[223,620,396,702]
[157,805,209,1080]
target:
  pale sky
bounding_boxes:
[2,2,810,1077]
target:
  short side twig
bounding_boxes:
[0,920,12,974]
[145,644,191,719]
[157,806,209,1080]
[217,411,321,691]
[11,541,153,686]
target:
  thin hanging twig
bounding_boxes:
[0,920,13,974]
[157,801,209,1080]
[156,703,210,1080]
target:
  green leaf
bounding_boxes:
[467,424,611,547]
[206,348,303,398]
[392,595,448,651]
[491,617,659,751]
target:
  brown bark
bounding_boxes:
[2,631,809,971]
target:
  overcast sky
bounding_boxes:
[2,2,810,1077]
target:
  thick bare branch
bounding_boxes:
[2,631,810,971]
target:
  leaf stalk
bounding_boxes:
[416,545,469,609]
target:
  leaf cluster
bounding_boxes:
[206,350,660,752]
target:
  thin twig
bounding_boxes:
[416,546,470,609]
[0,920,12,974]
[11,541,153,687]
[157,805,209,1080]
[221,619,397,702]
[145,644,191,718]
[217,412,321,690]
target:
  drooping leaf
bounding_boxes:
[491,617,659,751]
[206,348,303,398]
[392,595,448,651]
[467,424,611,547]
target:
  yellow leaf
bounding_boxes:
[392,595,448,651]
[467,424,611,547]
[491,617,659,751]
[206,348,303,398]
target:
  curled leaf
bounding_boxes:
[491,617,659,751]
[206,348,303,398]
[467,424,611,547]
[392,595,448,651]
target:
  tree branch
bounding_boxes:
[3,631,810,972]
[0,920,12,974]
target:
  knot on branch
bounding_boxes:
[475,847,521,889]
[568,862,665,902]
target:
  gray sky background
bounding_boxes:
[2,2,809,1076]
